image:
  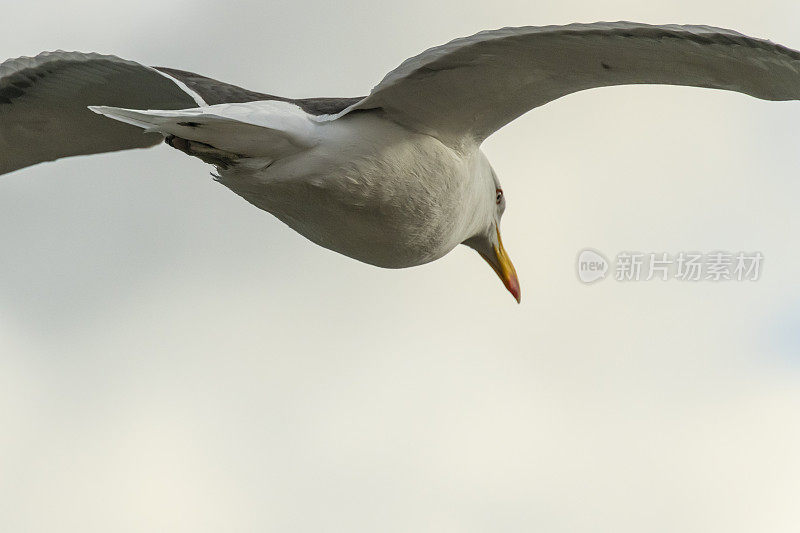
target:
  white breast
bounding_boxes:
[218,112,484,268]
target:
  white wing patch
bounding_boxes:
[153,69,208,107]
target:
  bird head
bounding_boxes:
[462,161,520,303]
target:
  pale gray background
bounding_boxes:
[2,1,799,532]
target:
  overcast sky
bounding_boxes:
[2,1,800,532]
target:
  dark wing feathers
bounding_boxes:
[0,52,200,175]
[0,52,363,175]
[153,67,363,116]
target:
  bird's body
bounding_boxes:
[213,111,489,268]
[4,21,800,302]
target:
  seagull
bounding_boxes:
[3,22,800,302]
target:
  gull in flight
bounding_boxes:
[3,22,800,302]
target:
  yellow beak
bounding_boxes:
[480,227,521,303]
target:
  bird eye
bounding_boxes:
[495,188,503,204]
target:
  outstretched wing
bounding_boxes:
[0,51,205,175]
[338,22,800,146]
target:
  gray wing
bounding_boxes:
[154,67,364,116]
[339,22,800,146]
[0,51,204,175]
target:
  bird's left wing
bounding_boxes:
[0,51,205,175]
[336,22,800,147]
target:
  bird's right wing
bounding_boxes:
[336,22,800,147]
[0,51,205,175]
